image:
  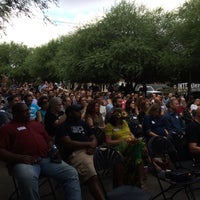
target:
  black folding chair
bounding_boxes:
[93,144,152,200]
[147,136,200,200]
[9,175,57,200]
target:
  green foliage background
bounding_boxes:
[0,0,199,86]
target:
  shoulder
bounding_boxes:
[122,119,128,126]
[0,121,23,135]
[30,103,39,109]
[45,112,57,120]
[28,120,41,125]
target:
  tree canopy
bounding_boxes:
[0,0,57,32]
[0,0,200,87]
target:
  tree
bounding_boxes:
[0,0,58,32]
[24,40,60,82]
[0,42,30,83]
[59,1,171,85]
[175,0,200,83]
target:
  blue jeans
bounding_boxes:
[12,158,82,200]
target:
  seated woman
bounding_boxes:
[85,100,106,145]
[105,108,147,187]
[36,95,49,124]
[125,99,144,139]
[44,97,66,140]
[143,103,168,142]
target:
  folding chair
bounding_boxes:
[9,175,57,200]
[147,136,200,200]
[93,144,152,200]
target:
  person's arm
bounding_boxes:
[143,115,159,137]
[0,111,10,126]
[148,131,159,137]
[54,113,66,126]
[105,135,122,146]
[60,135,96,151]
[0,148,36,164]
[186,123,200,155]
[189,143,200,154]
[104,122,122,146]
[36,110,42,123]
[85,116,94,128]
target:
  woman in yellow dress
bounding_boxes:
[105,108,147,187]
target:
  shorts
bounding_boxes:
[68,149,97,183]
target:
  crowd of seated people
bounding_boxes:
[1,81,200,199]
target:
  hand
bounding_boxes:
[49,149,60,159]
[125,137,137,144]
[86,147,95,155]
[89,139,97,148]
[17,155,36,164]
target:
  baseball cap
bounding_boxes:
[65,104,83,114]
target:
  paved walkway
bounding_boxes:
[1,160,200,199]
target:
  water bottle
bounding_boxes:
[49,145,58,157]
[49,144,62,163]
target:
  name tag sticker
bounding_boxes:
[17,126,27,131]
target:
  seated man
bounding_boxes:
[55,104,105,200]
[0,94,20,127]
[163,97,188,160]
[163,97,185,134]
[186,107,200,164]
[0,103,81,200]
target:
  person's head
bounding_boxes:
[112,96,122,109]
[37,95,49,110]
[86,100,100,115]
[79,96,88,107]
[62,95,72,109]
[48,97,62,114]
[109,108,127,126]
[192,106,200,120]
[7,94,20,108]
[138,98,151,113]
[125,99,135,113]
[178,96,187,108]
[12,103,30,123]
[168,92,173,99]
[169,97,179,112]
[65,104,82,121]
[194,98,200,106]
[147,103,162,117]
[23,93,33,106]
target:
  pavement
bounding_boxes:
[1,160,200,200]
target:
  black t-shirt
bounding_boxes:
[55,120,94,156]
[44,111,64,137]
[186,120,200,162]
[186,120,200,144]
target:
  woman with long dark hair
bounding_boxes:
[125,99,144,138]
[143,103,168,142]
[85,100,105,145]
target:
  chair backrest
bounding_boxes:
[148,136,176,156]
[147,136,181,169]
[93,144,123,175]
[168,133,192,161]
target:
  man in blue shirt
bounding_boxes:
[23,93,40,120]
[163,97,185,134]
[163,97,188,160]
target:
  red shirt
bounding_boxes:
[0,120,51,158]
